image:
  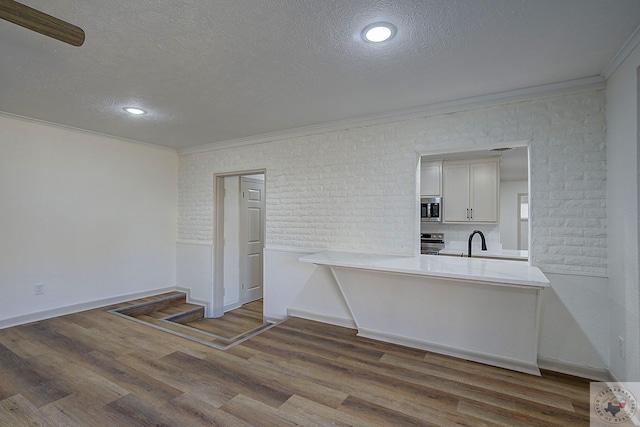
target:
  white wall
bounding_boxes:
[0,114,178,326]
[176,242,211,305]
[606,41,640,382]
[264,249,354,327]
[180,90,607,276]
[178,89,610,376]
[537,273,609,379]
[500,180,528,250]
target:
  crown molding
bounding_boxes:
[0,111,177,153]
[178,76,605,156]
[602,23,640,79]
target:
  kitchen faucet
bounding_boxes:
[468,230,487,258]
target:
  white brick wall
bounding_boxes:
[179,89,607,276]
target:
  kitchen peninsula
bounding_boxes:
[299,251,549,375]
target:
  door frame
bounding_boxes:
[239,176,265,304]
[212,169,266,318]
[516,192,529,252]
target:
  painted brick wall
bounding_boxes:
[179,89,606,276]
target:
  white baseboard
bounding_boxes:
[358,327,541,376]
[224,302,242,313]
[175,287,211,314]
[0,286,181,330]
[175,286,192,301]
[537,357,613,381]
[287,308,357,330]
[264,314,287,324]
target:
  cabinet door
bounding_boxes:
[420,162,441,196]
[442,163,470,222]
[469,161,498,222]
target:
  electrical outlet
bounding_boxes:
[34,283,45,295]
[618,336,625,359]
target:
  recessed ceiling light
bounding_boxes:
[362,22,396,43]
[124,107,147,115]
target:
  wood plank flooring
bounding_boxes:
[0,296,592,426]
[112,294,273,350]
[185,299,265,339]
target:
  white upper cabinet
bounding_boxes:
[420,161,442,197]
[443,157,499,223]
[442,162,470,222]
[469,161,499,222]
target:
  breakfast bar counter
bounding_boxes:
[299,251,549,375]
[299,251,547,288]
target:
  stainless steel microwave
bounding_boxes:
[421,197,442,222]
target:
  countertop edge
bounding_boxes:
[299,251,549,289]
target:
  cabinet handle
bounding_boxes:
[470,208,473,219]
[466,208,469,219]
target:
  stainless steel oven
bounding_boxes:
[421,197,442,222]
[421,233,445,255]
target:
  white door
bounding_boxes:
[239,177,265,304]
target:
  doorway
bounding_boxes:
[419,142,531,257]
[212,170,266,318]
[238,176,265,304]
[517,193,529,251]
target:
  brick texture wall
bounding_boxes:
[179,89,606,276]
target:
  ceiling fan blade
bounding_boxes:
[0,0,84,46]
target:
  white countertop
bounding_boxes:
[299,251,549,288]
[439,248,529,261]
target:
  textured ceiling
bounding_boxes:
[1,0,640,150]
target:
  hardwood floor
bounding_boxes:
[185,299,265,339]
[111,294,273,350]
[0,297,592,426]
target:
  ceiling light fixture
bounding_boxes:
[362,22,396,43]
[124,107,147,115]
